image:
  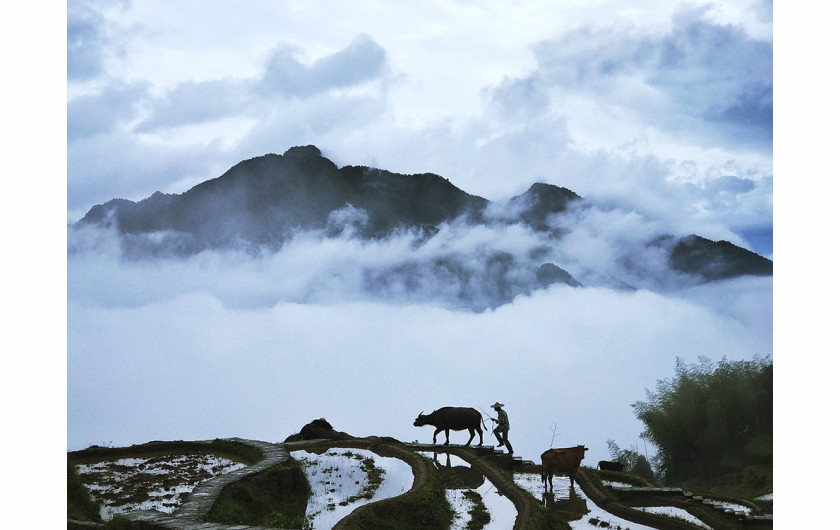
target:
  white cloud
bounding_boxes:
[258,34,387,97]
[67,214,771,464]
[68,262,771,465]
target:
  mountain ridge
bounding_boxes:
[74,145,771,310]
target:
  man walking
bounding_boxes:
[490,401,513,454]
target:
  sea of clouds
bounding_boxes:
[67,205,771,466]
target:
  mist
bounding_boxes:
[67,216,771,467]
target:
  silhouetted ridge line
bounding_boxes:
[75,145,772,299]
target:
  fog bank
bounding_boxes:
[68,232,771,465]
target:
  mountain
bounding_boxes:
[74,145,771,309]
[79,146,489,253]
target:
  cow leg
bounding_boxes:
[570,468,577,488]
[466,429,475,446]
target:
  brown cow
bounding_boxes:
[541,445,588,491]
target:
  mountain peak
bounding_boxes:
[73,147,771,306]
[506,182,581,231]
[283,144,323,159]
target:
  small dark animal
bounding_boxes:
[598,460,624,472]
[413,407,485,446]
[299,418,347,441]
[541,445,588,490]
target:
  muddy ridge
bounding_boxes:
[68,437,772,529]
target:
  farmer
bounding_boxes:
[490,401,514,454]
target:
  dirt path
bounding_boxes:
[447,447,534,530]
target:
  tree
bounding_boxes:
[606,440,658,482]
[632,355,772,483]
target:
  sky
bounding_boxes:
[14,0,840,525]
[66,0,774,258]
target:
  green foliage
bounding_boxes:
[263,511,314,529]
[461,490,491,529]
[630,455,655,482]
[67,457,102,522]
[210,438,263,465]
[742,465,772,491]
[207,457,310,526]
[632,355,772,484]
[605,439,659,482]
[342,458,454,529]
[102,516,147,529]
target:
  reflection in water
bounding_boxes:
[295,448,414,530]
[542,487,590,522]
[431,452,485,489]
[419,451,517,529]
[514,472,656,529]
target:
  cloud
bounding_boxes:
[66,132,231,220]
[67,32,395,215]
[750,0,773,24]
[67,238,772,464]
[703,82,773,146]
[67,2,108,81]
[258,34,388,98]
[68,191,767,315]
[135,78,248,132]
[67,81,150,141]
[512,5,772,149]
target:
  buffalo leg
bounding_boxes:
[444,429,450,446]
[433,428,443,444]
[466,429,475,446]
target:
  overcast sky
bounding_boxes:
[65,0,776,257]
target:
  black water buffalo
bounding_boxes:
[413,407,485,446]
[598,460,624,472]
[432,452,484,489]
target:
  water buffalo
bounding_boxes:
[598,460,624,472]
[432,452,484,489]
[413,407,485,446]
[541,445,588,491]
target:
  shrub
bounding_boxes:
[67,457,102,522]
[632,355,772,483]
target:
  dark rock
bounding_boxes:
[536,263,582,288]
[668,234,773,280]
